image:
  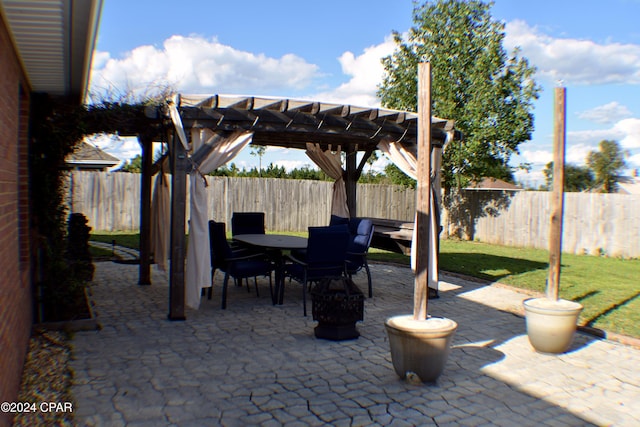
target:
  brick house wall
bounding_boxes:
[0,14,33,427]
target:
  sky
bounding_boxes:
[88,0,640,187]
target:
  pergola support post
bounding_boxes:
[345,144,357,217]
[168,136,187,321]
[138,135,153,285]
[344,146,374,218]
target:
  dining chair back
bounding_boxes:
[286,225,350,316]
[329,215,349,227]
[209,220,274,309]
[231,212,266,236]
[306,225,351,279]
[346,218,375,297]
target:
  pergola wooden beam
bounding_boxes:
[179,111,452,140]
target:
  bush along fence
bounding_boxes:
[67,171,640,258]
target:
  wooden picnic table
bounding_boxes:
[364,218,414,255]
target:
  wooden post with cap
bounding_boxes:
[547,86,566,301]
[414,62,432,320]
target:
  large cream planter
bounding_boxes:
[523,298,583,354]
[385,315,457,383]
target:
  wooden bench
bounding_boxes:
[364,218,414,255]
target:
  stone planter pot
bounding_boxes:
[384,315,457,383]
[523,297,583,354]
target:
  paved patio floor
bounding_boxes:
[70,261,640,426]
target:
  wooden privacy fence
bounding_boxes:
[67,171,416,233]
[67,171,640,258]
[459,190,640,258]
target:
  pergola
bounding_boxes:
[139,70,460,320]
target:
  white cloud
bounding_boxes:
[615,118,640,149]
[627,152,640,168]
[566,143,595,165]
[504,20,640,85]
[568,128,614,145]
[568,117,640,149]
[313,36,397,107]
[89,35,320,98]
[91,51,111,69]
[519,149,552,165]
[265,146,290,155]
[577,102,633,124]
[87,134,141,162]
[514,168,545,188]
[89,32,398,110]
[271,159,315,172]
[369,155,391,174]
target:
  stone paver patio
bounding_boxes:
[70,261,640,426]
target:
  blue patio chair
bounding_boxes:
[231,212,266,236]
[346,218,375,298]
[231,212,267,256]
[285,225,350,316]
[290,215,349,261]
[329,215,350,227]
[209,220,274,309]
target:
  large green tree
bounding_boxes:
[385,163,417,188]
[120,154,143,173]
[378,0,540,190]
[543,162,595,192]
[586,140,627,193]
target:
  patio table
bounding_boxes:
[233,234,308,305]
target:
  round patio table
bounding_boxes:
[233,234,308,305]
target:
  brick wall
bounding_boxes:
[0,14,33,427]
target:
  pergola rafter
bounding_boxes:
[173,95,456,154]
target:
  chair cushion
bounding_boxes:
[231,212,266,235]
[348,218,373,251]
[228,259,272,278]
[348,218,373,237]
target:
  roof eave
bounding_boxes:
[0,0,103,103]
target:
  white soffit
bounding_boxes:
[1,0,102,99]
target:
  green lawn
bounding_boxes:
[91,232,140,251]
[436,240,640,338]
[90,231,640,339]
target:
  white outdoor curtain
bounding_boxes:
[305,143,349,218]
[150,159,170,271]
[168,94,190,151]
[185,129,253,309]
[377,138,439,291]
